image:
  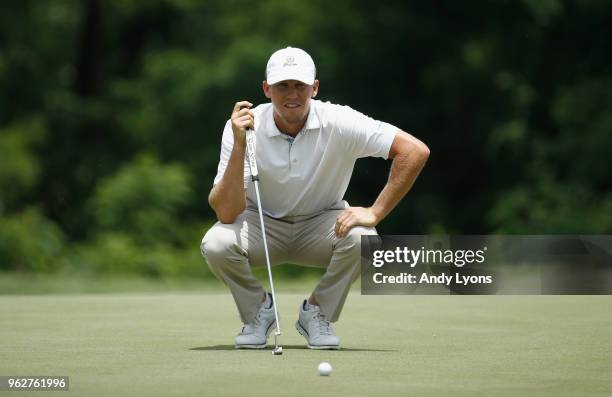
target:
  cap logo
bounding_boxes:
[283,56,297,67]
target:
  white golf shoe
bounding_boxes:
[235,293,277,349]
[295,300,340,350]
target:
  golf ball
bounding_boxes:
[317,362,332,376]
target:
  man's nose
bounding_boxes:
[286,87,299,98]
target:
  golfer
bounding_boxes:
[201,47,429,349]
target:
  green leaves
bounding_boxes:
[0,118,44,213]
[0,208,66,272]
[91,153,191,244]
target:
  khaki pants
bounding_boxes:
[200,205,377,324]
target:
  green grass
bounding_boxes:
[0,269,324,294]
[1,291,611,396]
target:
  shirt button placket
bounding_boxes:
[286,134,299,176]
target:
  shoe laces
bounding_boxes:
[313,312,332,335]
[252,312,262,327]
[241,311,263,334]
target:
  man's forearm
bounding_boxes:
[209,143,248,223]
[370,146,429,223]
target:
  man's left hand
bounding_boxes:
[334,207,379,238]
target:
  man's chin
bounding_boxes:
[280,112,307,124]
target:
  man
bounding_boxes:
[201,47,429,350]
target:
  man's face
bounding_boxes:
[263,79,319,125]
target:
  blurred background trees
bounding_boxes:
[1,0,611,277]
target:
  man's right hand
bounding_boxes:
[231,101,255,146]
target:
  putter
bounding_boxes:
[244,120,283,356]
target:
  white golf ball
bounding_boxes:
[317,362,332,376]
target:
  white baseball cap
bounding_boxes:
[265,47,316,85]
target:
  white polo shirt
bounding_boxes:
[213,99,398,218]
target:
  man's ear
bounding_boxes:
[311,79,319,98]
[262,81,271,99]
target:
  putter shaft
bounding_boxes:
[245,127,282,352]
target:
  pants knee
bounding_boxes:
[337,226,378,252]
[200,224,241,269]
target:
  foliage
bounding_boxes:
[0,208,66,272]
[0,119,44,213]
[0,0,611,277]
[91,153,191,245]
[72,233,209,278]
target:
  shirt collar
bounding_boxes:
[262,99,321,138]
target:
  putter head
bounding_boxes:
[272,346,283,355]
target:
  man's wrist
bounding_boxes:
[368,205,385,224]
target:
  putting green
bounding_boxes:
[1,293,611,396]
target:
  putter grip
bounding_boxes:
[245,128,259,179]
[239,105,258,180]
